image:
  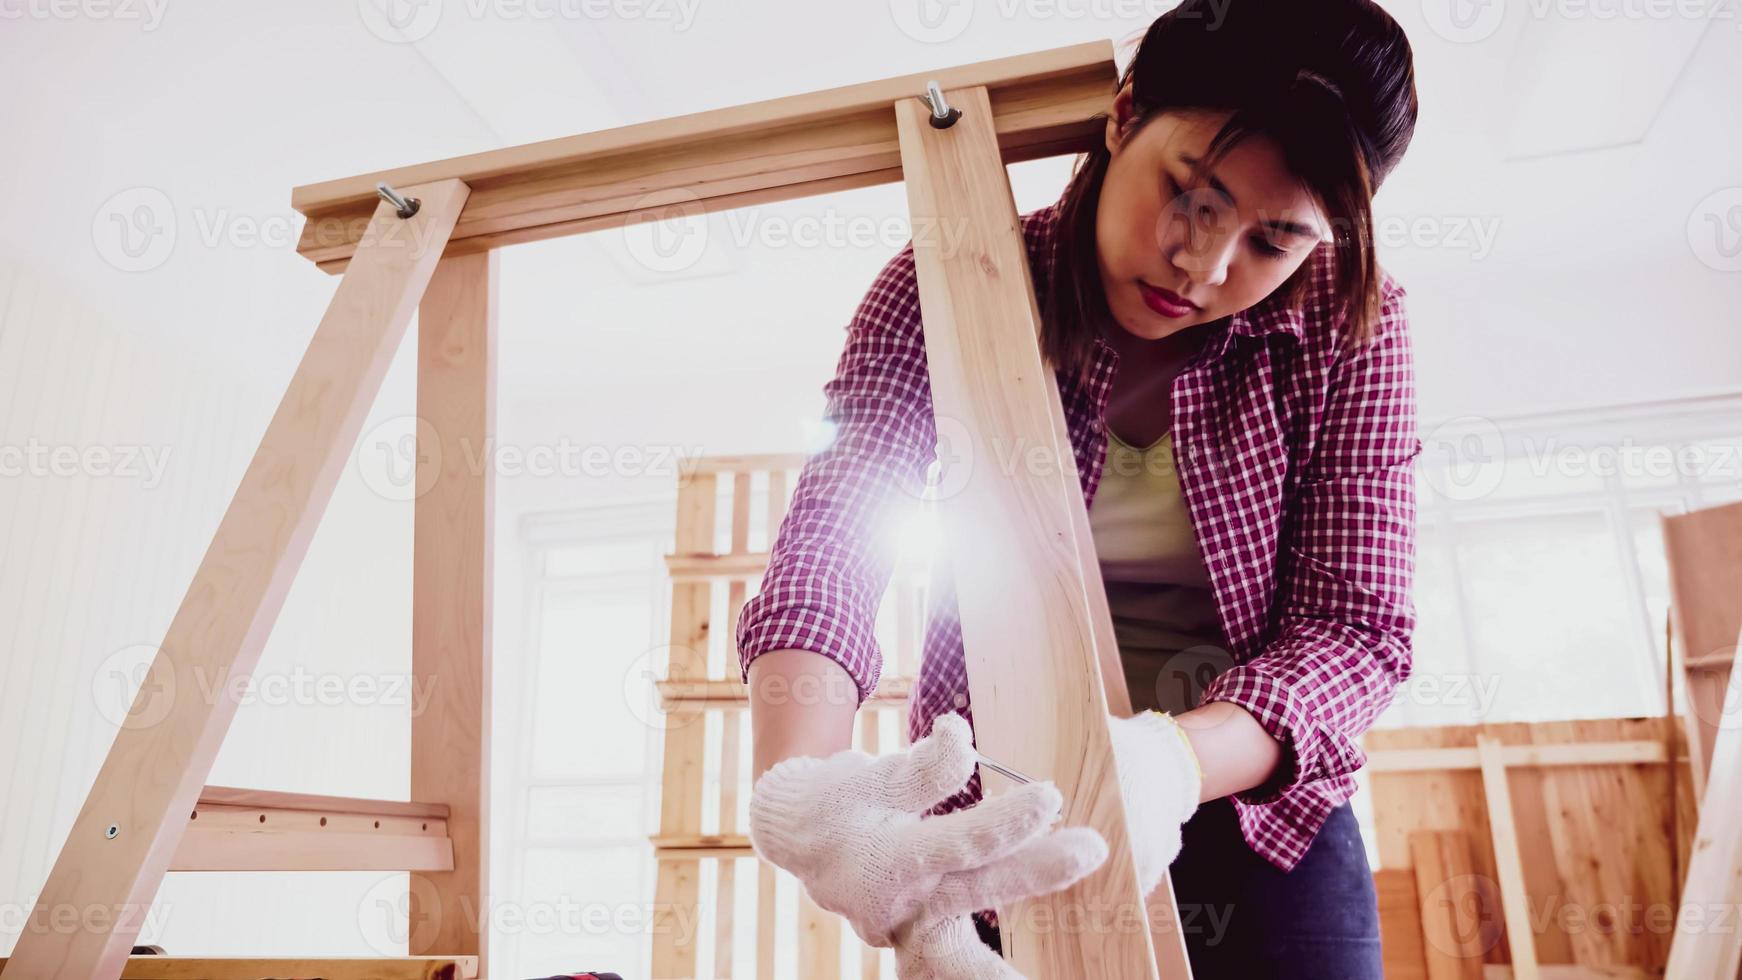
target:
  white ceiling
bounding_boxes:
[1,0,1738,485]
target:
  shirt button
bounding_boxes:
[953,693,967,708]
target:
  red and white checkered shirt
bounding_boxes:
[737,194,1420,878]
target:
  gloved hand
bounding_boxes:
[748,711,1108,949]
[893,912,1021,979]
[1106,709,1204,898]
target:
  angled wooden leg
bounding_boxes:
[2,179,470,980]
[895,85,1186,979]
[411,249,497,962]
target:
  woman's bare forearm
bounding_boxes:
[1174,700,1284,803]
[747,648,862,783]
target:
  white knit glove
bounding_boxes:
[1106,709,1204,898]
[748,711,1108,949]
[893,912,1022,979]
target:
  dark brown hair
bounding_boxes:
[1041,0,1419,383]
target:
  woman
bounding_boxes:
[738,1,1420,976]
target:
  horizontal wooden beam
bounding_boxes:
[656,675,914,711]
[1365,740,1673,773]
[0,957,477,979]
[170,787,455,872]
[664,552,769,581]
[684,453,808,477]
[197,785,450,818]
[292,42,1116,273]
[651,832,753,861]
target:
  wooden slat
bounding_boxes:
[895,83,1177,978]
[1476,735,1540,980]
[665,551,769,580]
[173,803,452,872]
[756,861,777,980]
[1665,625,1742,977]
[411,248,497,960]
[649,474,716,980]
[658,674,915,709]
[1375,868,1428,980]
[798,891,842,980]
[1366,740,1671,772]
[2,180,470,980]
[1410,831,1487,980]
[292,44,1116,272]
[1661,501,1742,795]
[690,453,809,477]
[195,786,449,819]
[0,956,477,979]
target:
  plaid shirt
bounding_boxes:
[737,195,1420,878]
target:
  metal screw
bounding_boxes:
[975,750,1034,785]
[376,182,421,219]
[105,824,119,840]
[924,81,963,129]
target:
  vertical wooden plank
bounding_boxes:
[1374,869,1429,980]
[859,711,882,979]
[1661,502,1742,796]
[1665,624,1742,979]
[798,891,842,980]
[756,861,777,980]
[651,474,716,980]
[1409,831,1488,980]
[3,180,470,980]
[715,712,743,978]
[410,248,496,962]
[1476,735,1540,980]
[894,84,1171,978]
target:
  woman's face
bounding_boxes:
[1096,85,1330,342]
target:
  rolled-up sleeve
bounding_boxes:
[1201,283,1421,804]
[735,243,939,706]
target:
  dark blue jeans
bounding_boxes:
[975,797,1381,978]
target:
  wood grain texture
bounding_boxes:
[1665,625,1742,979]
[411,249,498,960]
[1477,735,1542,980]
[1367,718,1698,974]
[293,43,1116,273]
[1661,501,1742,795]
[1,180,469,980]
[895,84,1181,979]
[1376,867,1430,980]
[1410,831,1488,980]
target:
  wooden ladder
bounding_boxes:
[4,41,1189,980]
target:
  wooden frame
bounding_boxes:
[5,41,1195,979]
[1366,719,1699,978]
